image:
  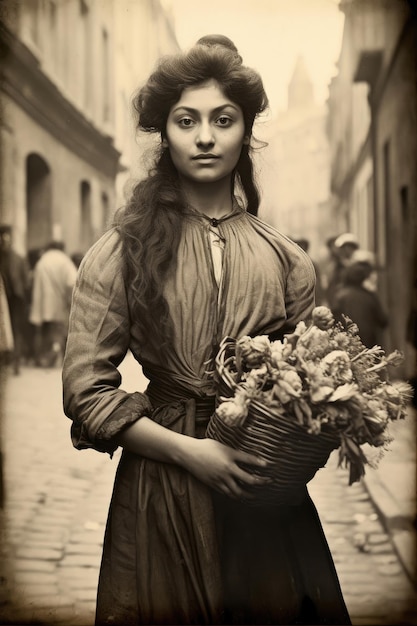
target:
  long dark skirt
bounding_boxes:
[213,491,350,625]
[95,400,350,625]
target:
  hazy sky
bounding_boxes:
[169,0,344,115]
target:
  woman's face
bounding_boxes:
[164,79,248,186]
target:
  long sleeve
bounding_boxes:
[62,229,152,454]
[284,248,316,330]
[248,216,316,336]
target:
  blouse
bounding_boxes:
[62,210,316,454]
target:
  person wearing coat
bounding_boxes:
[30,240,77,367]
[333,251,388,348]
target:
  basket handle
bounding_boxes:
[215,336,245,390]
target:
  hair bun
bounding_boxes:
[196,34,242,63]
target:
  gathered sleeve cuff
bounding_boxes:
[71,391,153,455]
[62,229,152,454]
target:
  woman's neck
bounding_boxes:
[181,178,235,219]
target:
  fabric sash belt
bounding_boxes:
[147,383,216,434]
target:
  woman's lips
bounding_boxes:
[192,154,220,160]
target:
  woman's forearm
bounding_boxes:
[115,416,272,499]
[115,416,196,466]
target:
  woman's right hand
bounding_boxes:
[116,416,271,501]
[180,437,271,500]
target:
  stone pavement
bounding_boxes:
[0,353,416,626]
[360,405,417,589]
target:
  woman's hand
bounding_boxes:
[116,417,271,500]
[180,437,271,500]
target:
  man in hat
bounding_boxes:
[332,249,387,348]
[326,232,359,311]
[0,225,30,374]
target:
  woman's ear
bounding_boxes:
[243,135,250,145]
[161,137,169,148]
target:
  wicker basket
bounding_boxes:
[205,338,340,506]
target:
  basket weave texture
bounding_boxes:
[206,338,340,506]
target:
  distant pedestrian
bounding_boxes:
[293,237,325,305]
[326,232,359,312]
[30,241,77,367]
[332,251,388,348]
[0,224,30,375]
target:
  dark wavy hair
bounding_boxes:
[114,36,268,342]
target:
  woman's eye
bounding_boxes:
[178,118,195,127]
[216,116,233,127]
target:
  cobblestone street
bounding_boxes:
[0,357,416,625]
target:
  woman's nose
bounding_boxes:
[196,122,215,147]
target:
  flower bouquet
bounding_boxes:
[206,306,412,505]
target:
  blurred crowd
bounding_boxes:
[0,223,392,377]
[0,224,83,375]
[293,232,388,350]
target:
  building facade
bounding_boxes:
[0,0,179,259]
[327,0,416,376]
[257,56,337,262]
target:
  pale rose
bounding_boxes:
[296,326,331,352]
[302,361,336,402]
[216,392,250,426]
[237,335,271,368]
[241,366,269,392]
[272,370,303,404]
[270,340,293,366]
[312,306,335,330]
[301,360,326,382]
[281,369,303,395]
[322,350,353,384]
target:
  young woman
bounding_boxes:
[63,35,350,625]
